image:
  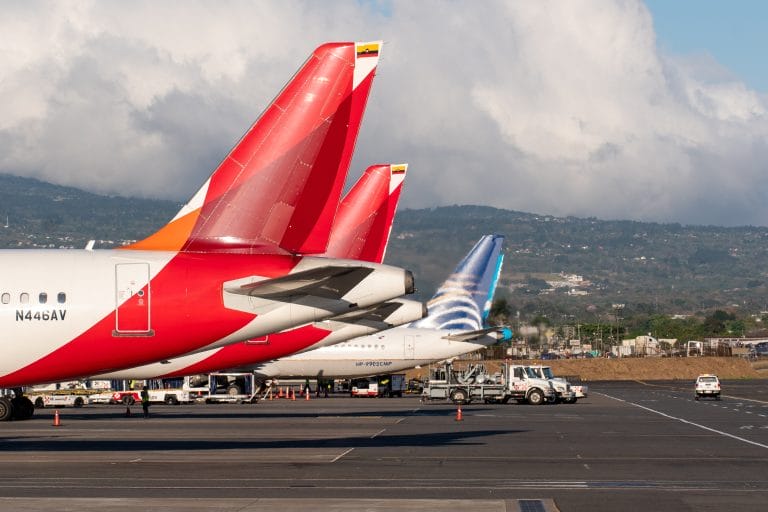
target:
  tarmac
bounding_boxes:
[2,380,768,511]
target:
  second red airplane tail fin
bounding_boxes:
[325,163,407,263]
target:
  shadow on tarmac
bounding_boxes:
[0,429,524,451]
[23,405,501,421]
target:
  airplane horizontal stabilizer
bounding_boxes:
[442,326,512,343]
[226,266,374,301]
[329,299,425,325]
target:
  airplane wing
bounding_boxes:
[225,266,374,301]
[443,326,512,342]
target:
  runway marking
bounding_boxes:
[370,429,386,439]
[598,392,768,450]
[331,448,354,463]
[722,395,768,405]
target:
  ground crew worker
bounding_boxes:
[141,386,150,418]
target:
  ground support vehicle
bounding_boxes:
[27,380,112,409]
[421,362,555,405]
[526,365,586,403]
[31,392,90,409]
[350,374,406,397]
[203,373,259,404]
[90,387,192,406]
[695,374,721,400]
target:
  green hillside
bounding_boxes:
[2,174,767,323]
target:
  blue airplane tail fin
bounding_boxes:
[410,234,504,331]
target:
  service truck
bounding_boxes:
[421,362,555,405]
[525,365,587,403]
[350,374,406,397]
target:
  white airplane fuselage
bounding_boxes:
[0,249,411,387]
[253,326,492,379]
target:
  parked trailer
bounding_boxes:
[204,372,259,404]
[350,374,406,397]
[421,362,555,405]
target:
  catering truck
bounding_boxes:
[421,362,555,405]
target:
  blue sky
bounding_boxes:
[646,0,768,91]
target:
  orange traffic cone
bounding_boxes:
[53,409,61,427]
[455,406,463,422]
[291,388,296,401]
[278,387,284,399]
[305,389,310,401]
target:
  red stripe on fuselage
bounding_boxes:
[158,324,332,378]
[0,252,300,387]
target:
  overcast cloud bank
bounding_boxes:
[1,0,767,226]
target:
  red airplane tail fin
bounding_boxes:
[325,163,407,263]
[126,41,382,254]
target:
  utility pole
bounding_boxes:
[612,303,625,353]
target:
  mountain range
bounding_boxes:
[2,173,766,323]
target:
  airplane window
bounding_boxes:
[20,292,29,304]
[1,293,9,304]
[39,292,47,304]
[57,292,66,304]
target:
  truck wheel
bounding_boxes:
[501,396,511,404]
[164,395,179,405]
[527,389,544,405]
[564,397,577,404]
[123,396,135,406]
[450,389,468,404]
[227,385,242,396]
[74,397,84,408]
[0,397,13,421]
[34,397,45,408]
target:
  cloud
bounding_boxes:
[1,0,767,226]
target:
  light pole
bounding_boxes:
[612,303,625,354]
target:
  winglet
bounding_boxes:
[324,163,406,263]
[125,41,382,254]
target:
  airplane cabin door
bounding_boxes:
[114,263,153,335]
[404,335,416,359]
